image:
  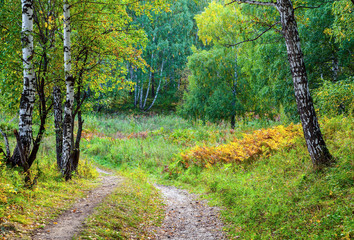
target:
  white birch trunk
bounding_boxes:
[62,0,74,174]
[53,86,63,169]
[139,77,144,109]
[276,0,332,167]
[146,60,164,111]
[19,0,36,158]
[143,71,152,109]
[231,52,238,129]
[131,66,138,108]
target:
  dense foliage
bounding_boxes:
[0,0,353,238]
[178,0,353,122]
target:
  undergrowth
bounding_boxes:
[170,116,353,239]
[178,123,302,169]
[0,134,99,239]
[84,113,353,239]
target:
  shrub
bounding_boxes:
[179,124,303,168]
[314,78,354,117]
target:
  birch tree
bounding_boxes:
[127,0,199,112]
[16,0,36,169]
[62,0,74,179]
[224,0,333,168]
[56,0,168,178]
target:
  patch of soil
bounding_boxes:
[152,185,226,240]
[32,169,122,240]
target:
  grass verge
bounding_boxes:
[76,169,164,239]
[83,113,353,239]
[0,138,99,239]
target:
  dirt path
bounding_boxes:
[32,168,122,240]
[152,185,226,240]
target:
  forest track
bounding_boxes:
[31,168,122,240]
[31,170,226,239]
[152,185,226,240]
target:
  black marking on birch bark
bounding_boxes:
[22,3,33,15]
[63,46,71,52]
[21,35,31,46]
[277,0,332,167]
[53,86,63,169]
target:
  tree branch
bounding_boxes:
[294,4,321,11]
[225,21,279,47]
[226,0,276,7]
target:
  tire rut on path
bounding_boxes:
[32,168,122,240]
[152,185,226,240]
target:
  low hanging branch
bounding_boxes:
[226,0,335,9]
[226,0,276,7]
[294,5,322,10]
[225,21,280,47]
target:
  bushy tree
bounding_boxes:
[179,46,246,126]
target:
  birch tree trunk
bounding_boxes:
[131,66,139,108]
[139,77,144,109]
[53,86,63,169]
[143,70,152,109]
[276,0,333,168]
[146,60,164,111]
[151,72,155,97]
[18,0,36,161]
[231,53,238,130]
[62,0,75,177]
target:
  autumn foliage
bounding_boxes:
[179,124,303,168]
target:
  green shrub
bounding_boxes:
[314,78,354,117]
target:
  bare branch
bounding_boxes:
[226,0,276,7]
[294,5,321,11]
[225,21,279,47]
[294,0,343,11]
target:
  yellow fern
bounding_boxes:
[180,124,302,168]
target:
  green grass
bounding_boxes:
[179,145,353,239]
[84,113,195,135]
[81,113,279,173]
[76,169,164,240]
[2,110,352,239]
[0,129,100,239]
[171,116,353,239]
[83,113,353,239]
[0,160,99,239]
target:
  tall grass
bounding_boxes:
[83,113,353,239]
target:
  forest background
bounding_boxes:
[0,0,353,239]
